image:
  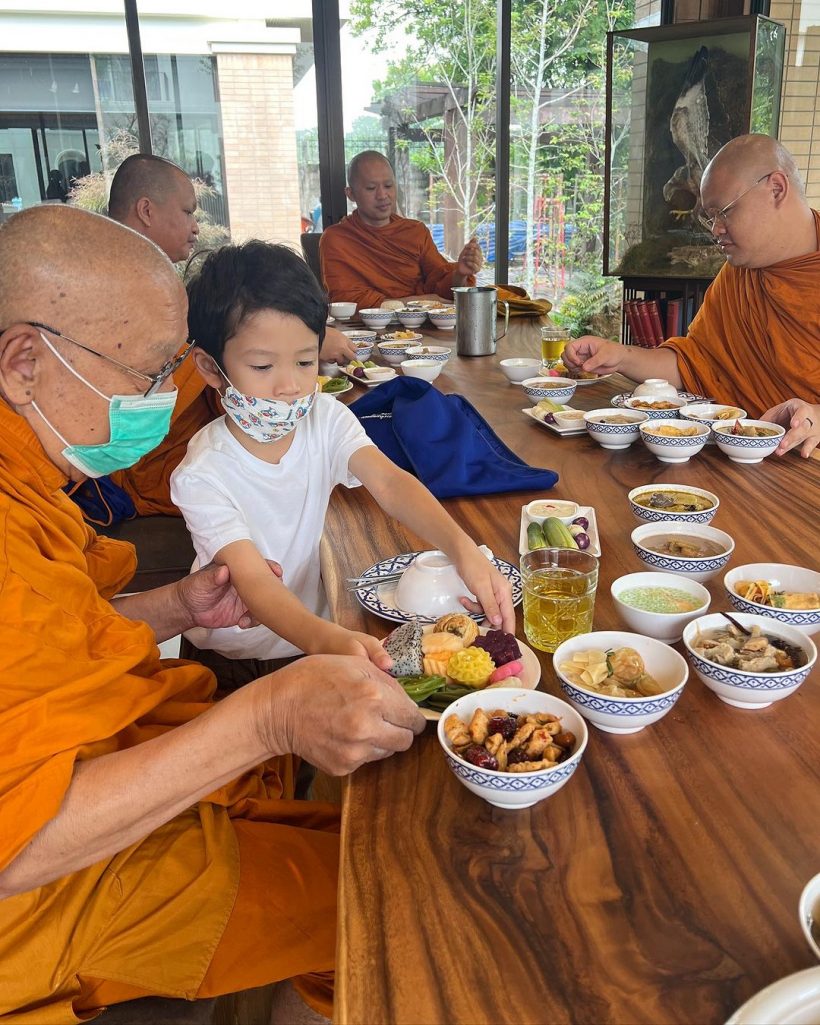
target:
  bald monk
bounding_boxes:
[564,134,820,445]
[0,205,425,1022]
[319,150,483,308]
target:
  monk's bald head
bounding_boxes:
[347,150,393,188]
[346,151,396,228]
[702,134,804,198]
[108,154,189,219]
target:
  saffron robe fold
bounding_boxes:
[0,403,338,1023]
[661,209,820,417]
[320,210,475,308]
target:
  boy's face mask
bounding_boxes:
[220,373,317,444]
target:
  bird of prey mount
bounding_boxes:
[663,45,710,223]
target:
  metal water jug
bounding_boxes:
[453,286,510,357]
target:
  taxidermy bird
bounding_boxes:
[663,46,710,222]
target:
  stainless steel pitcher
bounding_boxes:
[453,286,510,357]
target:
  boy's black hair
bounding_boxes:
[186,240,327,364]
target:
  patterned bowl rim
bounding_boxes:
[686,649,811,691]
[631,523,735,562]
[723,568,820,623]
[443,749,581,791]
[640,421,709,444]
[627,485,719,514]
[557,673,687,710]
[682,615,817,682]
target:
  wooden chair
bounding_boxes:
[300,232,322,284]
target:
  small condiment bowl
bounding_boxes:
[584,408,648,449]
[631,379,680,400]
[405,344,451,363]
[329,301,357,320]
[712,420,785,463]
[349,342,373,362]
[525,499,579,525]
[611,571,711,642]
[799,873,820,959]
[397,310,428,329]
[631,521,734,582]
[552,409,587,430]
[623,396,687,419]
[359,308,395,329]
[627,484,719,525]
[437,688,588,809]
[428,310,456,329]
[724,563,820,637]
[521,377,577,405]
[679,403,748,446]
[400,358,443,382]
[376,340,412,366]
[682,612,816,709]
[342,329,377,344]
[553,630,688,735]
[363,366,397,383]
[639,419,709,463]
[500,357,542,384]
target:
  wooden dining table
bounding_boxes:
[321,315,820,1025]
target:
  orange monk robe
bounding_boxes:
[661,209,820,417]
[110,355,221,516]
[320,210,476,308]
[0,403,338,1024]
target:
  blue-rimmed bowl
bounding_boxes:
[682,613,816,709]
[349,342,374,362]
[724,563,820,637]
[397,309,428,329]
[553,630,688,735]
[405,344,451,363]
[631,521,734,582]
[712,420,785,463]
[628,484,719,525]
[639,419,709,463]
[521,377,577,406]
[428,310,456,329]
[623,396,687,419]
[376,340,412,366]
[359,308,395,330]
[342,329,377,345]
[584,407,649,450]
[436,688,588,809]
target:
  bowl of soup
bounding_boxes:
[611,571,710,642]
[712,420,785,463]
[628,485,719,525]
[584,408,648,449]
[631,521,734,582]
[521,377,577,405]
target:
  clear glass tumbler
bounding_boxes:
[521,548,599,653]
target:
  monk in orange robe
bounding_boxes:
[320,150,483,309]
[563,135,820,456]
[0,205,425,1023]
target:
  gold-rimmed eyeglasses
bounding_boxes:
[697,172,776,234]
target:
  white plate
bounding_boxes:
[522,405,587,437]
[518,504,601,558]
[320,379,353,398]
[726,966,820,1025]
[569,374,613,387]
[326,315,335,324]
[353,552,522,624]
[339,366,397,388]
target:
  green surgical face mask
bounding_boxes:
[33,331,178,478]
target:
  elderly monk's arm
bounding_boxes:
[0,656,423,898]
[563,336,683,386]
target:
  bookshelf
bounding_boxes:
[621,275,713,346]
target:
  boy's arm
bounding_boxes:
[215,539,391,668]
[348,447,515,632]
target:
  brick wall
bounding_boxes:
[215,51,301,247]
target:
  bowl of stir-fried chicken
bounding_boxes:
[683,613,816,708]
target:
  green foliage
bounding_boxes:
[551,272,622,339]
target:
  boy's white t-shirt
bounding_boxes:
[170,393,375,659]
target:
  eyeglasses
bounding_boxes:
[697,172,775,233]
[23,321,194,397]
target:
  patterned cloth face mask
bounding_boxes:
[220,373,317,443]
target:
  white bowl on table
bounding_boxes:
[584,408,648,449]
[376,340,412,366]
[799,873,820,959]
[400,358,443,382]
[363,366,397,383]
[342,329,377,345]
[631,379,680,400]
[680,402,747,427]
[631,521,734,582]
[349,342,374,362]
[639,419,709,463]
[712,420,785,463]
[394,547,492,619]
[628,484,719,525]
[437,688,588,809]
[682,612,816,709]
[724,563,820,636]
[405,344,451,363]
[553,630,688,735]
[521,377,577,406]
[611,571,711,642]
[428,310,456,329]
[500,357,542,384]
[360,308,395,330]
[329,301,357,320]
[525,499,579,525]
[397,309,428,329]
[623,396,687,419]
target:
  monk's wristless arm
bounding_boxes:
[111,583,195,641]
[620,345,683,387]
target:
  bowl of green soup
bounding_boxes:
[611,572,711,642]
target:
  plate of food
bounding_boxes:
[518,504,600,557]
[382,618,540,721]
[353,552,522,624]
[319,376,353,397]
[570,374,613,387]
[339,361,397,387]
[547,362,613,387]
[522,403,586,437]
[611,389,710,407]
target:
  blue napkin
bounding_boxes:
[349,377,558,499]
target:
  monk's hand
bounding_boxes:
[454,237,483,284]
[762,398,820,458]
[177,561,283,630]
[454,546,515,632]
[319,326,356,365]
[266,655,426,776]
[563,335,624,375]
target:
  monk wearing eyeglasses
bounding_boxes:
[563,134,820,457]
[0,205,425,1023]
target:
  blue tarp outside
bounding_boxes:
[428,221,575,263]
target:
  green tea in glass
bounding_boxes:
[521,548,599,653]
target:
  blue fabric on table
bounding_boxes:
[349,377,558,499]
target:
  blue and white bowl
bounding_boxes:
[724,563,820,637]
[712,420,785,463]
[428,310,456,330]
[405,344,451,364]
[682,612,816,709]
[521,377,577,406]
[376,340,412,366]
[436,688,588,809]
[639,419,709,463]
[623,396,687,419]
[342,329,377,345]
[359,308,395,330]
[584,408,649,450]
[631,521,734,582]
[349,342,374,362]
[553,630,688,735]
[397,309,428,329]
[628,484,719,525]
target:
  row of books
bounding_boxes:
[624,297,697,348]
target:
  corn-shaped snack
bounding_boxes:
[446,647,495,688]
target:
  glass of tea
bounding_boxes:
[540,324,570,367]
[521,548,599,653]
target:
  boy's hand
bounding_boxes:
[454,548,515,633]
[316,625,393,672]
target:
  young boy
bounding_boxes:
[170,241,514,669]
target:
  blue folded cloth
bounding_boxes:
[349,377,558,499]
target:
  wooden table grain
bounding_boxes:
[323,318,820,1025]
